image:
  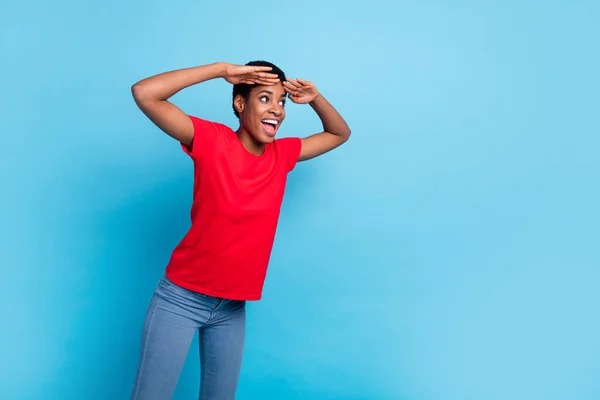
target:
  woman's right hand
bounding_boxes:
[221,63,281,85]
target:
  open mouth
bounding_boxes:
[261,119,279,136]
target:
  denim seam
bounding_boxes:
[130,298,159,399]
[200,331,208,400]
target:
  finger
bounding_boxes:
[283,82,298,92]
[296,78,311,86]
[257,72,279,79]
[244,75,278,84]
[256,76,280,82]
[283,84,298,94]
[285,79,302,89]
[297,79,315,90]
[255,79,279,86]
[268,79,283,85]
[251,66,274,72]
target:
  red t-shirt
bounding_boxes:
[165,115,302,300]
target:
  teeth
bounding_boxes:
[262,119,278,125]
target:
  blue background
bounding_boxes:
[2,0,599,399]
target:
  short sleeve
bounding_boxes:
[181,115,223,160]
[276,137,302,172]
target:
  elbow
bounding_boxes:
[131,82,145,101]
[131,81,165,103]
[342,127,352,142]
[333,129,351,145]
[340,120,352,141]
[131,82,158,105]
[330,126,351,142]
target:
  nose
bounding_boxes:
[269,103,284,117]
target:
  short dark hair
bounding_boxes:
[232,60,286,118]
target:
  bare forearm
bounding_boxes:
[309,94,351,138]
[131,62,227,101]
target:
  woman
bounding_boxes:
[129,60,351,399]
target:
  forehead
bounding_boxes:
[250,82,286,97]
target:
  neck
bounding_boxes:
[235,126,265,156]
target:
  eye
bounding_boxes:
[260,96,269,103]
[279,100,286,106]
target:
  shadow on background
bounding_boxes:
[43,158,347,399]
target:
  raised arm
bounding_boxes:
[283,78,351,161]
[131,62,280,147]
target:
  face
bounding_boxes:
[236,82,287,144]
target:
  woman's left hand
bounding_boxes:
[283,78,320,104]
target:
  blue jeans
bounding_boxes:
[130,275,246,400]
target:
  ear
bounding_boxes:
[234,94,245,115]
